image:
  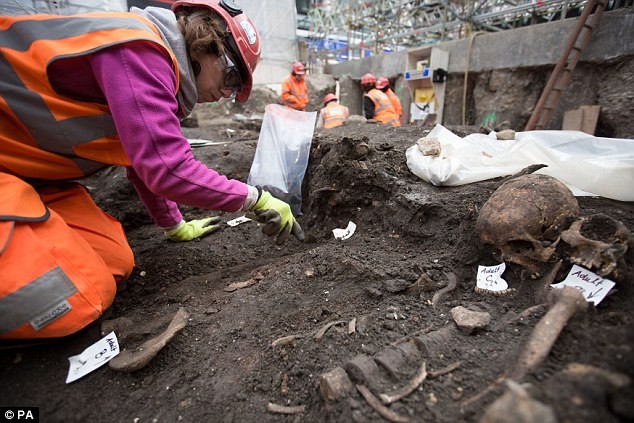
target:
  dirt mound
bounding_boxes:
[1,121,633,423]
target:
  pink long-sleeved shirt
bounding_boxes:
[52,41,249,228]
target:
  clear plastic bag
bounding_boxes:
[247,104,317,215]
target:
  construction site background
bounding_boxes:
[2,0,632,136]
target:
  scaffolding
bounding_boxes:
[303,0,630,64]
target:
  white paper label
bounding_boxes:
[332,221,357,240]
[476,263,508,293]
[551,264,615,305]
[66,331,120,384]
[227,215,252,227]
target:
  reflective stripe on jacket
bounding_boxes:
[386,88,403,118]
[281,75,308,111]
[0,12,179,181]
[365,88,401,126]
[321,103,349,128]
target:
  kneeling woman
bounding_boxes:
[0,0,303,340]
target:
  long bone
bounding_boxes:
[462,286,588,412]
[511,286,588,380]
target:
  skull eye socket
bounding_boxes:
[581,215,619,240]
[507,240,535,254]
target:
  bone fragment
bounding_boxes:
[109,308,189,372]
[314,320,347,340]
[413,325,456,357]
[348,318,357,335]
[479,379,557,423]
[356,384,410,423]
[271,334,304,347]
[518,304,548,319]
[461,375,507,413]
[431,272,458,307]
[396,341,423,362]
[536,260,562,303]
[474,286,514,297]
[512,286,588,379]
[101,316,166,342]
[561,213,631,278]
[406,271,435,296]
[562,362,630,388]
[380,361,427,405]
[100,317,134,336]
[266,402,305,415]
[495,303,547,331]
[345,354,383,391]
[428,361,462,379]
[280,372,289,396]
[374,347,409,379]
[319,367,353,401]
[224,270,267,292]
[224,278,260,292]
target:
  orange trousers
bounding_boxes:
[0,174,134,339]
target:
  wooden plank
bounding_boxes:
[562,108,584,131]
[562,105,601,135]
[580,105,601,135]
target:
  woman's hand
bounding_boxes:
[251,190,304,245]
[164,217,221,242]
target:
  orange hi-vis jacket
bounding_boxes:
[281,75,308,111]
[365,88,401,126]
[0,13,177,339]
[0,12,179,181]
[321,102,349,128]
[385,88,403,118]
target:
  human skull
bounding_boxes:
[561,213,631,280]
[476,174,580,273]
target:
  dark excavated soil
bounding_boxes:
[1,121,633,423]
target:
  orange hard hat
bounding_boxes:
[376,77,389,89]
[292,61,306,75]
[323,93,337,105]
[172,0,261,103]
[361,73,376,85]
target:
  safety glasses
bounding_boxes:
[219,52,243,100]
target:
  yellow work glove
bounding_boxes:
[251,189,305,245]
[164,217,221,242]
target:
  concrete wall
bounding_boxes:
[243,0,299,85]
[329,7,634,138]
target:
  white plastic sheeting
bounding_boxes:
[406,124,634,201]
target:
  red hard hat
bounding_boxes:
[323,93,337,105]
[292,61,306,75]
[376,77,389,89]
[172,0,261,103]
[361,73,376,85]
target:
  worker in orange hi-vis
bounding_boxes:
[317,93,349,129]
[361,73,400,127]
[376,77,402,121]
[281,61,309,111]
[0,0,304,341]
